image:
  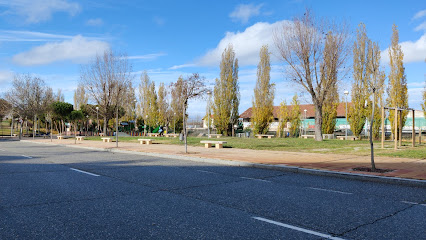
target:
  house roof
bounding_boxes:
[239,102,351,119]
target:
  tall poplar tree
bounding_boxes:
[289,94,301,137]
[252,45,275,134]
[349,23,371,137]
[157,82,169,126]
[278,100,289,137]
[138,71,158,131]
[213,44,240,136]
[387,24,408,139]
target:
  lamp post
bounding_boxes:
[174,112,176,134]
[207,90,212,136]
[86,115,89,136]
[133,99,137,132]
[96,106,99,136]
[10,108,13,137]
[145,115,148,136]
[304,109,307,135]
[344,90,349,139]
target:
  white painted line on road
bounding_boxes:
[401,201,426,207]
[253,217,345,240]
[21,155,33,159]
[307,187,353,195]
[196,170,217,174]
[70,168,100,177]
[240,177,271,183]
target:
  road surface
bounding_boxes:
[0,140,425,239]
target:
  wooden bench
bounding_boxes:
[200,140,227,149]
[337,136,358,141]
[164,133,179,138]
[99,133,105,137]
[207,134,222,139]
[76,136,85,141]
[12,134,17,137]
[255,134,274,139]
[138,139,153,145]
[57,136,64,140]
[101,137,112,142]
[301,135,315,139]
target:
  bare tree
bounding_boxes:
[73,83,88,110]
[5,74,50,138]
[80,50,133,141]
[274,10,350,141]
[170,73,207,153]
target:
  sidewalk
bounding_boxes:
[24,138,426,183]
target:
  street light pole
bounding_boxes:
[344,91,349,139]
[207,90,212,136]
[134,100,137,132]
[304,109,307,135]
[174,112,176,134]
[96,106,99,136]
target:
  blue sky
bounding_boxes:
[0,0,425,119]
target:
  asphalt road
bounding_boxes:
[0,140,425,239]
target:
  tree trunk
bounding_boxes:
[103,116,107,135]
[314,103,323,141]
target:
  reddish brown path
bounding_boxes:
[27,138,426,180]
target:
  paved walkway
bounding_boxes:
[25,138,426,181]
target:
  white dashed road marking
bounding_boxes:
[21,155,32,159]
[196,170,217,174]
[253,217,345,240]
[70,168,100,177]
[240,177,271,183]
[307,187,353,195]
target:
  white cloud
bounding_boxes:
[381,33,426,64]
[0,30,75,42]
[12,35,110,66]
[86,18,103,26]
[0,70,13,83]
[0,0,80,23]
[198,20,288,66]
[413,9,426,20]
[127,53,166,60]
[168,64,196,70]
[415,21,426,31]
[229,3,263,24]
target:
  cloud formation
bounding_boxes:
[127,53,166,60]
[86,18,103,26]
[381,33,426,64]
[0,0,80,23]
[198,20,288,66]
[12,35,110,66]
[168,64,196,70]
[229,3,263,24]
[412,9,426,20]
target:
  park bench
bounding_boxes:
[138,139,154,145]
[101,137,112,142]
[99,133,105,136]
[301,135,315,139]
[12,134,17,137]
[322,134,335,139]
[200,140,227,149]
[76,136,85,141]
[164,133,179,138]
[148,133,161,137]
[57,136,64,140]
[207,134,222,139]
[255,134,274,139]
[337,136,358,141]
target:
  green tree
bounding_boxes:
[52,101,73,134]
[278,100,289,137]
[387,24,408,139]
[289,94,301,137]
[252,45,275,135]
[213,44,240,136]
[138,71,158,132]
[157,82,169,126]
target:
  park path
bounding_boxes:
[25,138,426,180]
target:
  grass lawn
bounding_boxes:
[85,135,426,159]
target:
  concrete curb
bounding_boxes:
[21,140,426,188]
